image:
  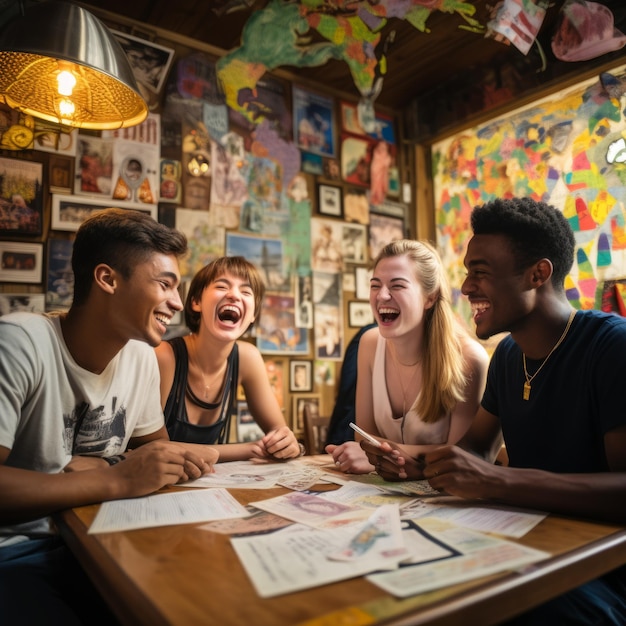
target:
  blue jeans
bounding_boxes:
[0,536,118,626]
[504,565,626,625]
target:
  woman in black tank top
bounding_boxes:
[155,256,303,461]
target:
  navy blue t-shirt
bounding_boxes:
[481,310,626,473]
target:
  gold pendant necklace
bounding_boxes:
[522,309,576,401]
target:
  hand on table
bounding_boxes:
[325,441,373,474]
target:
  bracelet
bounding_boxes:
[103,454,126,466]
[297,442,306,457]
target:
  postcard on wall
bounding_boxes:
[0,157,43,236]
[226,232,289,292]
[293,86,336,158]
[369,213,405,259]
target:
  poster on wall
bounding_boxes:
[293,86,336,158]
[432,62,626,328]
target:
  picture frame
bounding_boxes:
[0,241,43,283]
[317,184,343,217]
[111,30,175,105]
[48,155,74,194]
[290,359,313,392]
[0,156,44,236]
[51,194,157,232]
[348,300,374,327]
[355,266,372,300]
[291,394,320,432]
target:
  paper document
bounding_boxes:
[89,488,249,533]
[367,517,550,597]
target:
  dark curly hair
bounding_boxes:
[471,197,575,289]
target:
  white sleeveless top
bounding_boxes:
[372,335,450,444]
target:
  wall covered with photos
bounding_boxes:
[0,19,411,441]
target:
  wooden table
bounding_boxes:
[55,463,626,626]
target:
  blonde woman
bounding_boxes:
[326,240,488,473]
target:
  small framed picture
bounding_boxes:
[236,401,265,443]
[0,292,45,316]
[51,194,157,232]
[0,241,43,283]
[48,155,74,193]
[355,266,372,300]
[317,183,343,217]
[290,359,313,392]
[348,300,374,327]
[291,394,320,432]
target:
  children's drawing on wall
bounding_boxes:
[432,63,626,329]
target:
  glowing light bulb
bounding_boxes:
[58,98,75,117]
[57,70,76,97]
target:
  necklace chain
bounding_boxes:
[190,335,226,401]
[522,309,576,401]
[389,342,420,423]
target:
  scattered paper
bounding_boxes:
[89,488,249,533]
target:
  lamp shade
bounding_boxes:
[0,1,148,129]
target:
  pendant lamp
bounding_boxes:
[0,1,148,129]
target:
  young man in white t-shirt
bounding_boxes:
[0,208,218,624]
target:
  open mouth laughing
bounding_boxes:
[218,304,242,324]
[378,306,400,323]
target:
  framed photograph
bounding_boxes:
[317,184,343,217]
[348,300,374,327]
[290,360,313,392]
[0,156,44,236]
[51,194,157,232]
[0,241,43,283]
[111,30,175,109]
[49,155,74,193]
[291,394,320,432]
[46,237,74,311]
[341,223,368,264]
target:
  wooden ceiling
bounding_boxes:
[5,1,626,138]
[75,0,562,109]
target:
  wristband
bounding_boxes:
[103,454,126,466]
[297,442,306,457]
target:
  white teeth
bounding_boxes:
[378,307,399,315]
[470,302,490,314]
[155,314,170,326]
